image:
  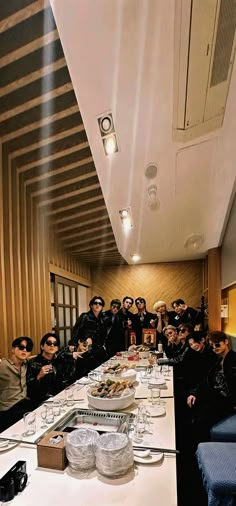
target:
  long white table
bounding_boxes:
[0,364,177,506]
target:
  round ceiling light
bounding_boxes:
[145,164,158,179]
[100,114,113,134]
[103,135,117,155]
[131,254,141,262]
[184,233,204,250]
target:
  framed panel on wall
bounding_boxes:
[50,274,78,347]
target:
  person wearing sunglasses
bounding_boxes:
[27,333,63,406]
[186,330,236,447]
[132,297,156,346]
[0,336,34,432]
[71,296,106,367]
[104,299,124,357]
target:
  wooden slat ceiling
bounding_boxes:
[0,0,126,266]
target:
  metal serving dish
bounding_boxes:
[41,409,135,437]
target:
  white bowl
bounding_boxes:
[139,351,150,359]
[102,369,137,382]
[87,389,135,411]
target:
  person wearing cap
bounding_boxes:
[0,336,34,432]
[133,297,155,345]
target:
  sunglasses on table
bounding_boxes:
[18,344,32,352]
[209,342,222,348]
[45,340,58,347]
[93,301,103,306]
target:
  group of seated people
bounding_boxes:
[0,294,235,460]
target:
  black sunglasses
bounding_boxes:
[112,305,120,309]
[136,300,144,304]
[209,342,221,348]
[93,301,103,306]
[45,340,58,347]
[18,344,32,352]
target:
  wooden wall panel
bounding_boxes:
[91,261,204,312]
[0,167,91,358]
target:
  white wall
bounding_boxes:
[221,193,236,288]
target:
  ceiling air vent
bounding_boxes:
[173,0,236,142]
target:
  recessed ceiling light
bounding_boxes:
[98,113,114,135]
[119,208,133,230]
[119,209,129,218]
[131,254,140,262]
[103,135,118,155]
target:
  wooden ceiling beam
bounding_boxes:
[0,29,58,68]
[0,57,66,98]
[0,0,48,34]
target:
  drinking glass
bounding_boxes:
[151,388,160,406]
[59,392,66,413]
[40,404,48,429]
[140,370,148,383]
[23,412,36,436]
[66,388,74,407]
[45,405,54,424]
[53,400,61,417]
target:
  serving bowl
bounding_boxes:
[87,389,135,411]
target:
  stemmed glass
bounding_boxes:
[40,404,48,429]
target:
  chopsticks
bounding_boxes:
[133,445,179,454]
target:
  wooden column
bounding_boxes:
[208,247,221,331]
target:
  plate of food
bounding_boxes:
[87,379,136,410]
[102,363,137,382]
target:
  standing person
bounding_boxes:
[118,296,134,349]
[27,333,63,406]
[71,296,106,367]
[187,331,236,445]
[0,337,34,432]
[133,297,155,345]
[171,299,201,328]
[104,299,123,357]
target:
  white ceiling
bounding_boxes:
[50,0,236,264]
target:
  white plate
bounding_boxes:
[134,452,163,464]
[0,441,19,452]
[147,405,166,417]
[76,377,91,385]
[148,378,166,386]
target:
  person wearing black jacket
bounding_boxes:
[171,299,201,328]
[117,296,134,349]
[187,331,236,445]
[71,296,106,367]
[133,297,156,345]
[27,333,63,407]
[104,299,124,357]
